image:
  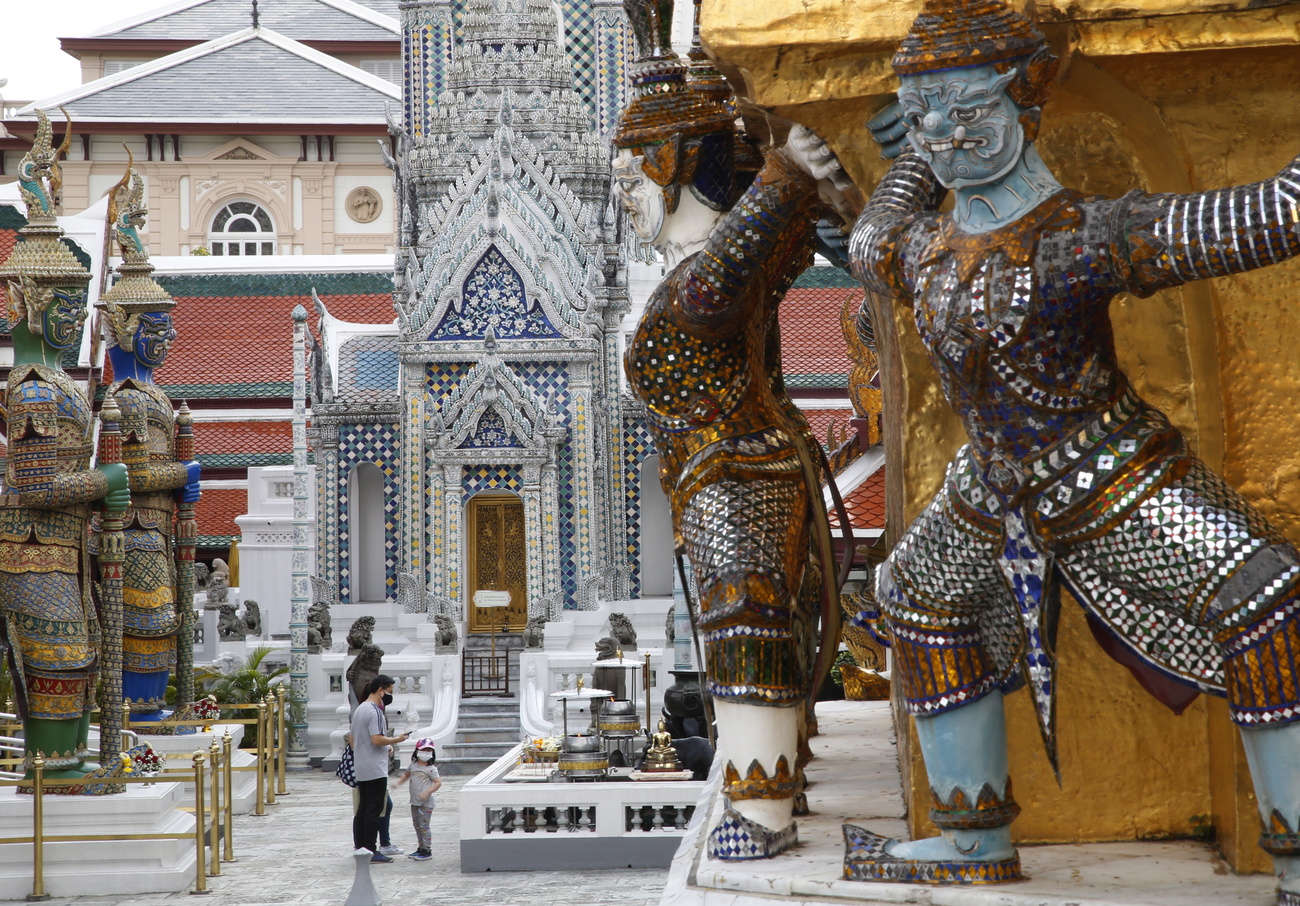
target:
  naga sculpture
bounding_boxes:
[791,0,1300,898]
[0,110,130,780]
[94,157,201,727]
[613,0,842,860]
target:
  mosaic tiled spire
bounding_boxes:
[384,0,634,616]
[403,0,631,140]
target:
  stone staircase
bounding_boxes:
[440,697,523,776]
[440,632,524,776]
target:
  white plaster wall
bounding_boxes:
[235,465,318,637]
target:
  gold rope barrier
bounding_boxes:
[29,755,48,901]
[275,685,288,796]
[222,731,236,863]
[254,701,266,817]
[192,750,209,895]
[208,739,221,878]
[1,748,242,899]
[261,697,276,808]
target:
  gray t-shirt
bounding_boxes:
[405,762,440,808]
[350,702,390,782]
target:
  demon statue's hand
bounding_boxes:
[868,101,909,160]
[97,462,130,515]
[178,460,201,504]
[786,124,855,223]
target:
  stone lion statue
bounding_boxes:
[243,600,262,637]
[194,561,210,589]
[346,642,385,705]
[216,602,244,640]
[595,635,618,661]
[609,612,637,650]
[522,616,546,649]
[347,615,375,654]
[207,570,229,608]
[307,600,332,653]
[664,604,676,645]
[433,613,458,653]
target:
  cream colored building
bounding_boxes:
[1,0,400,256]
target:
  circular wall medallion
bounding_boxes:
[346,187,382,224]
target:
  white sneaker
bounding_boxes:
[378,844,403,855]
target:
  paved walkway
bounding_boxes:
[33,771,669,906]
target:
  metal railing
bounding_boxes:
[463,650,511,697]
[0,686,292,897]
[120,686,290,812]
[0,738,234,899]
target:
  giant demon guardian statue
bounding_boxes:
[0,111,131,780]
[790,0,1300,897]
[612,0,853,861]
[94,157,202,727]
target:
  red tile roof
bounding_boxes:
[778,286,860,387]
[150,272,393,396]
[196,420,293,456]
[828,465,885,532]
[196,486,247,542]
[162,292,391,394]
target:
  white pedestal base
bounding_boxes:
[0,780,197,899]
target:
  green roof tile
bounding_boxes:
[792,266,858,288]
[155,271,393,298]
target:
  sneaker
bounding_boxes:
[370,852,394,864]
[408,851,432,861]
[378,844,403,855]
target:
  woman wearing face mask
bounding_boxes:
[350,675,410,862]
[394,737,441,861]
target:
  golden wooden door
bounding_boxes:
[466,494,528,632]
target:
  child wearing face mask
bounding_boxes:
[394,738,441,861]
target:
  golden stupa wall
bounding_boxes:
[703,0,1300,871]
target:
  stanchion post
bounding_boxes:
[254,702,266,816]
[222,731,236,862]
[261,697,276,806]
[208,739,221,877]
[27,754,49,902]
[275,684,288,796]
[190,751,209,895]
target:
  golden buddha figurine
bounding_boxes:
[643,719,683,772]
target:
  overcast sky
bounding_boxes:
[1,0,174,104]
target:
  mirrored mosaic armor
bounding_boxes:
[0,110,114,779]
[627,149,823,710]
[851,146,1300,758]
[92,379,187,716]
[0,364,108,770]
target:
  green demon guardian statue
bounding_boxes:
[613,0,849,860]
[789,0,1300,899]
[94,157,202,726]
[0,111,131,780]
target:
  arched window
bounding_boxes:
[209,201,275,256]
